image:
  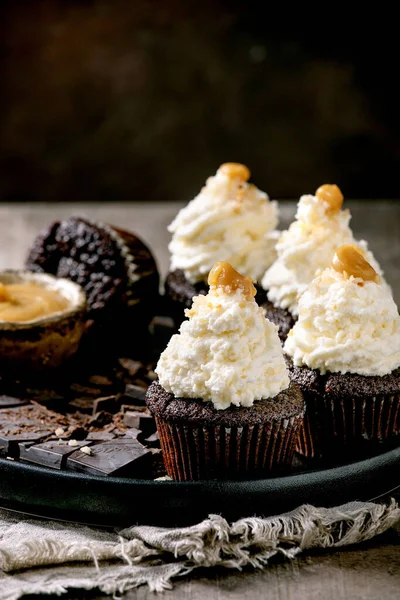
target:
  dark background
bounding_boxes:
[2,1,400,202]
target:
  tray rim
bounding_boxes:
[1,445,398,527]
[1,443,399,489]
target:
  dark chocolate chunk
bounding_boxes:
[124,410,156,435]
[66,439,151,477]
[67,397,95,414]
[86,431,116,441]
[70,383,103,397]
[92,396,120,415]
[118,358,143,378]
[123,384,147,404]
[143,431,160,448]
[19,440,91,469]
[68,426,88,441]
[0,432,53,458]
[149,314,177,351]
[88,411,114,428]
[0,404,78,456]
[121,428,141,440]
[88,375,113,388]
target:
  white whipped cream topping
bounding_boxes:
[284,267,400,376]
[156,287,289,410]
[168,167,279,284]
[262,193,385,315]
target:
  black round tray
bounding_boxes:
[0,446,399,527]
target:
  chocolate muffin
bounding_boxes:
[284,246,400,459]
[288,359,400,459]
[260,184,386,341]
[164,269,207,326]
[148,261,304,481]
[165,162,279,325]
[26,217,159,350]
[255,288,296,343]
[146,380,304,480]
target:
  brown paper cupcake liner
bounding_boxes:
[155,415,303,481]
[296,393,400,459]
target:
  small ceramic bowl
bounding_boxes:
[0,270,86,373]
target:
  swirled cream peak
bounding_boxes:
[168,163,279,284]
[284,251,400,376]
[156,262,289,409]
[261,184,385,315]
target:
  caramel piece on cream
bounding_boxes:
[316,184,344,212]
[332,245,380,283]
[0,282,69,322]
[208,261,256,299]
[219,163,251,182]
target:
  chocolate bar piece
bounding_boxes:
[86,431,116,441]
[143,431,160,448]
[123,384,147,404]
[0,395,28,408]
[0,432,53,458]
[19,440,91,469]
[66,439,151,477]
[92,395,120,415]
[123,410,155,436]
[118,358,143,378]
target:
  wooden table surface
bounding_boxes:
[1,201,399,600]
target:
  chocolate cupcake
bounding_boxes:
[284,245,400,458]
[165,163,279,325]
[260,184,386,341]
[26,217,159,350]
[147,261,304,480]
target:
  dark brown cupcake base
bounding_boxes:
[255,288,296,342]
[164,270,295,342]
[146,381,304,480]
[287,357,400,460]
[164,270,208,327]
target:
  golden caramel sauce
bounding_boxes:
[219,163,251,182]
[0,282,70,322]
[208,261,256,299]
[315,184,344,212]
[331,245,380,283]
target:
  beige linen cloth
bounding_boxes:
[0,499,398,599]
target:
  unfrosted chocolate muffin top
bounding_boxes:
[146,381,304,426]
[164,269,207,309]
[26,217,159,323]
[256,291,296,342]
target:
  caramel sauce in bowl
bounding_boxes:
[0,270,86,373]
